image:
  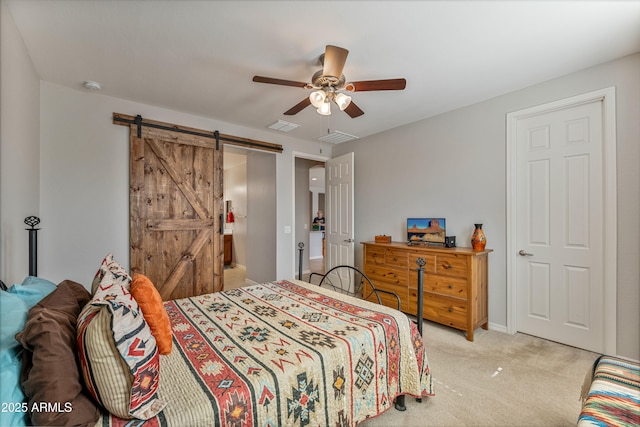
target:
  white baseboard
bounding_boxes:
[294,269,311,277]
[609,354,640,364]
[488,322,509,334]
[244,277,260,287]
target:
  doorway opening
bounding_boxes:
[223,146,277,290]
[223,148,247,290]
[309,165,326,276]
[294,156,327,280]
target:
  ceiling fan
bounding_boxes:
[252,45,406,118]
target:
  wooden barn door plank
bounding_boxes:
[145,138,211,220]
[129,129,146,279]
[159,228,212,297]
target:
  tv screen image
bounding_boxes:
[407,218,446,244]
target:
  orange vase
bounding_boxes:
[471,224,487,251]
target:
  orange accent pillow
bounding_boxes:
[130,274,172,355]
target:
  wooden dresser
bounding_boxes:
[362,242,492,341]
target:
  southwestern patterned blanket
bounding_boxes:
[578,355,640,427]
[98,279,433,426]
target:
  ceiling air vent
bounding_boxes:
[268,120,300,132]
[317,131,358,144]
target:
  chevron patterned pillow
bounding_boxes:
[77,255,166,420]
[90,253,130,294]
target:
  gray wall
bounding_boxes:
[246,150,277,283]
[0,2,41,285]
[334,53,640,359]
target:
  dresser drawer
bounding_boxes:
[364,264,407,286]
[413,293,467,330]
[434,254,468,278]
[365,246,386,265]
[385,248,408,268]
[409,273,468,299]
[409,253,436,273]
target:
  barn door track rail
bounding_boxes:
[113,113,283,153]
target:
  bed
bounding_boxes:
[578,355,639,427]
[1,255,433,427]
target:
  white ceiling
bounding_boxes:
[6,1,640,144]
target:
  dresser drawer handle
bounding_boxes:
[372,254,377,258]
[448,284,453,289]
[448,307,453,313]
[443,263,453,269]
[393,257,397,261]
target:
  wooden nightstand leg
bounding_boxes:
[466,328,474,342]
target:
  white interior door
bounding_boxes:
[325,152,354,271]
[509,92,616,353]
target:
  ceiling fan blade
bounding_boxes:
[284,97,312,115]
[322,45,349,78]
[253,76,308,88]
[344,101,364,118]
[345,78,407,92]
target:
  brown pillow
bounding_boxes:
[16,280,100,427]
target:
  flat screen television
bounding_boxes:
[407,218,446,245]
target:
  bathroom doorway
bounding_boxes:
[224,146,277,290]
[294,157,326,279]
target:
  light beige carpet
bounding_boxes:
[361,320,600,427]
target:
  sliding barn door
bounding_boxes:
[129,120,223,300]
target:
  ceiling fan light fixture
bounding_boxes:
[309,90,326,108]
[334,92,352,110]
[317,99,331,115]
[252,44,406,119]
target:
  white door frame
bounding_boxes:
[506,87,617,355]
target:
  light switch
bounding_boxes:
[284,226,291,234]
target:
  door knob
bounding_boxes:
[518,250,534,256]
[344,238,354,243]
